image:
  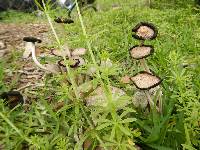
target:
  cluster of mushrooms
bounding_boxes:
[23,36,87,74]
[125,22,162,111]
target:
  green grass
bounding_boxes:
[0,0,200,149]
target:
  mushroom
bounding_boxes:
[23,37,41,59]
[85,86,126,107]
[51,47,87,58]
[58,56,85,69]
[130,45,154,59]
[132,22,158,40]
[54,47,87,71]
[129,22,163,112]
[23,36,59,73]
[51,48,71,58]
[130,71,162,90]
[71,48,87,56]
[0,91,24,109]
[54,17,74,24]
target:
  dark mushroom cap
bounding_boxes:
[0,91,24,109]
[23,37,42,43]
[132,22,158,40]
[58,57,85,68]
[131,71,162,90]
[54,17,74,24]
[130,45,154,59]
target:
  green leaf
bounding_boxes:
[120,118,137,123]
[118,125,131,136]
[110,126,116,140]
[96,122,112,130]
[120,108,136,119]
[34,0,44,11]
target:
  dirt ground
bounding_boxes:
[0,23,49,51]
[0,23,53,104]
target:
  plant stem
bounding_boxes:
[75,0,114,111]
[42,0,79,100]
[0,112,34,146]
[75,0,114,148]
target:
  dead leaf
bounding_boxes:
[121,75,131,84]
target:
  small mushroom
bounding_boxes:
[132,22,158,40]
[58,56,85,69]
[52,47,87,57]
[130,45,154,59]
[130,71,162,90]
[0,91,24,109]
[54,17,74,24]
[85,86,126,107]
[71,48,87,56]
[51,49,71,57]
[23,36,41,59]
[23,36,59,73]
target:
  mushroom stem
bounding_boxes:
[23,42,33,59]
[139,54,161,112]
[145,90,160,111]
[140,59,155,110]
[138,40,155,110]
[139,40,145,46]
[145,90,154,106]
[30,43,48,71]
[25,42,55,73]
[140,58,151,73]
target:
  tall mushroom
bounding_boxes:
[23,36,59,73]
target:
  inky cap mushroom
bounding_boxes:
[51,49,71,57]
[131,71,162,90]
[23,37,42,43]
[23,37,42,59]
[54,17,74,24]
[0,91,24,109]
[132,22,158,40]
[130,45,154,59]
[71,48,87,56]
[58,56,85,68]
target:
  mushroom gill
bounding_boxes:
[131,71,162,90]
[132,22,158,40]
[130,45,153,59]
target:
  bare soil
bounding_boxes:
[0,23,49,50]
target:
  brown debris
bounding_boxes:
[121,75,131,84]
